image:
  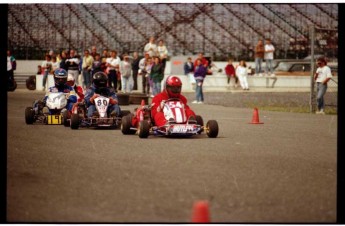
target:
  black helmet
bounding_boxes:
[53,68,68,87]
[93,72,108,88]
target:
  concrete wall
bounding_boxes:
[14,60,337,92]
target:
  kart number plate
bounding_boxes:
[47,115,62,125]
[171,125,194,133]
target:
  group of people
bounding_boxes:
[37,36,169,98]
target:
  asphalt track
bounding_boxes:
[7,89,337,223]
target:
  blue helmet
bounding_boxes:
[53,68,68,87]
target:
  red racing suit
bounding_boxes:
[151,90,196,127]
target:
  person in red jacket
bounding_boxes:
[66,74,84,102]
[151,75,196,127]
[224,58,238,87]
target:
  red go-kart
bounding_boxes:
[121,98,219,138]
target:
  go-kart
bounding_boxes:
[69,94,130,129]
[121,98,219,138]
[25,92,70,126]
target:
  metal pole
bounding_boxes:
[309,25,315,113]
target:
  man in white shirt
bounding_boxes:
[264,38,275,76]
[106,50,121,91]
[144,36,157,57]
[314,57,333,114]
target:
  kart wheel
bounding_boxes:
[138,120,150,138]
[26,76,36,90]
[62,110,69,127]
[196,115,204,134]
[206,120,219,138]
[121,114,135,135]
[8,80,17,92]
[70,113,80,130]
[25,107,35,124]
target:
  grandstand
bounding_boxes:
[7,3,338,60]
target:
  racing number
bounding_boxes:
[96,99,107,106]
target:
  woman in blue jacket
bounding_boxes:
[192,59,207,104]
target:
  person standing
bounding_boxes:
[255,39,265,76]
[157,40,168,72]
[41,54,52,90]
[236,60,249,90]
[264,38,275,76]
[314,57,333,114]
[184,57,194,75]
[144,36,157,57]
[131,51,140,90]
[82,49,94,89]
[7,50,16,87]
[150,56,164,96]
[65,49,80,86]
[119,55,133,93]
[224,58,238,87]
[192,59,207,104]
[105,50,121,91]
[90,46,98,59]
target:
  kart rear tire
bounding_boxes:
[196,115,204,134]
[138,120,150,138]
[62,110,69,127]
[121,114,136,135]
[70,113,79,130]
[25,107,35,124]
[206,120,219,138]
[8,80,17,92]
[26,76,36,90]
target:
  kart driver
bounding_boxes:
[84,71,121,118]
[43,68,77,112]
[151,75,196,127]
[66,74,84,102]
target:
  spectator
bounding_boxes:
[65,49,81,86]
[131,51,141,90]
[194,52,209,70]
[224,59,238,87]
[90,46,98,59]
[105,50,121,91]
[255,39,265,76]
[82,49,94,89]
[314,57,333,114]
[192,59,207,104]
[7,50,16,86]
[91,53,102,76]
[236,60,249,90]
[51,56,59,72]
[157,40,168,71]
[59,50,68,71]
[37,65,43,75]
[41,54,52,91]
[184,57,194,75]
[150,56,164,96]
[264,38,275,76]
[138,53,150,94]
[144,36,157,57]
[119,54,132,93]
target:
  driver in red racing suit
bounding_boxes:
[151,75,196,127]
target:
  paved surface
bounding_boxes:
[7,89,337,223]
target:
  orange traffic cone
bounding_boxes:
[191,201,210,223]
[250,108,264,124]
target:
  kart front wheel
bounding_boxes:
[25,107,35,124]
[195,115,204,134]
[206,120,219,138]
[138,120,150,138]
[70,113,79,130]
[62,110,69,127]
[121,114,136,135]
